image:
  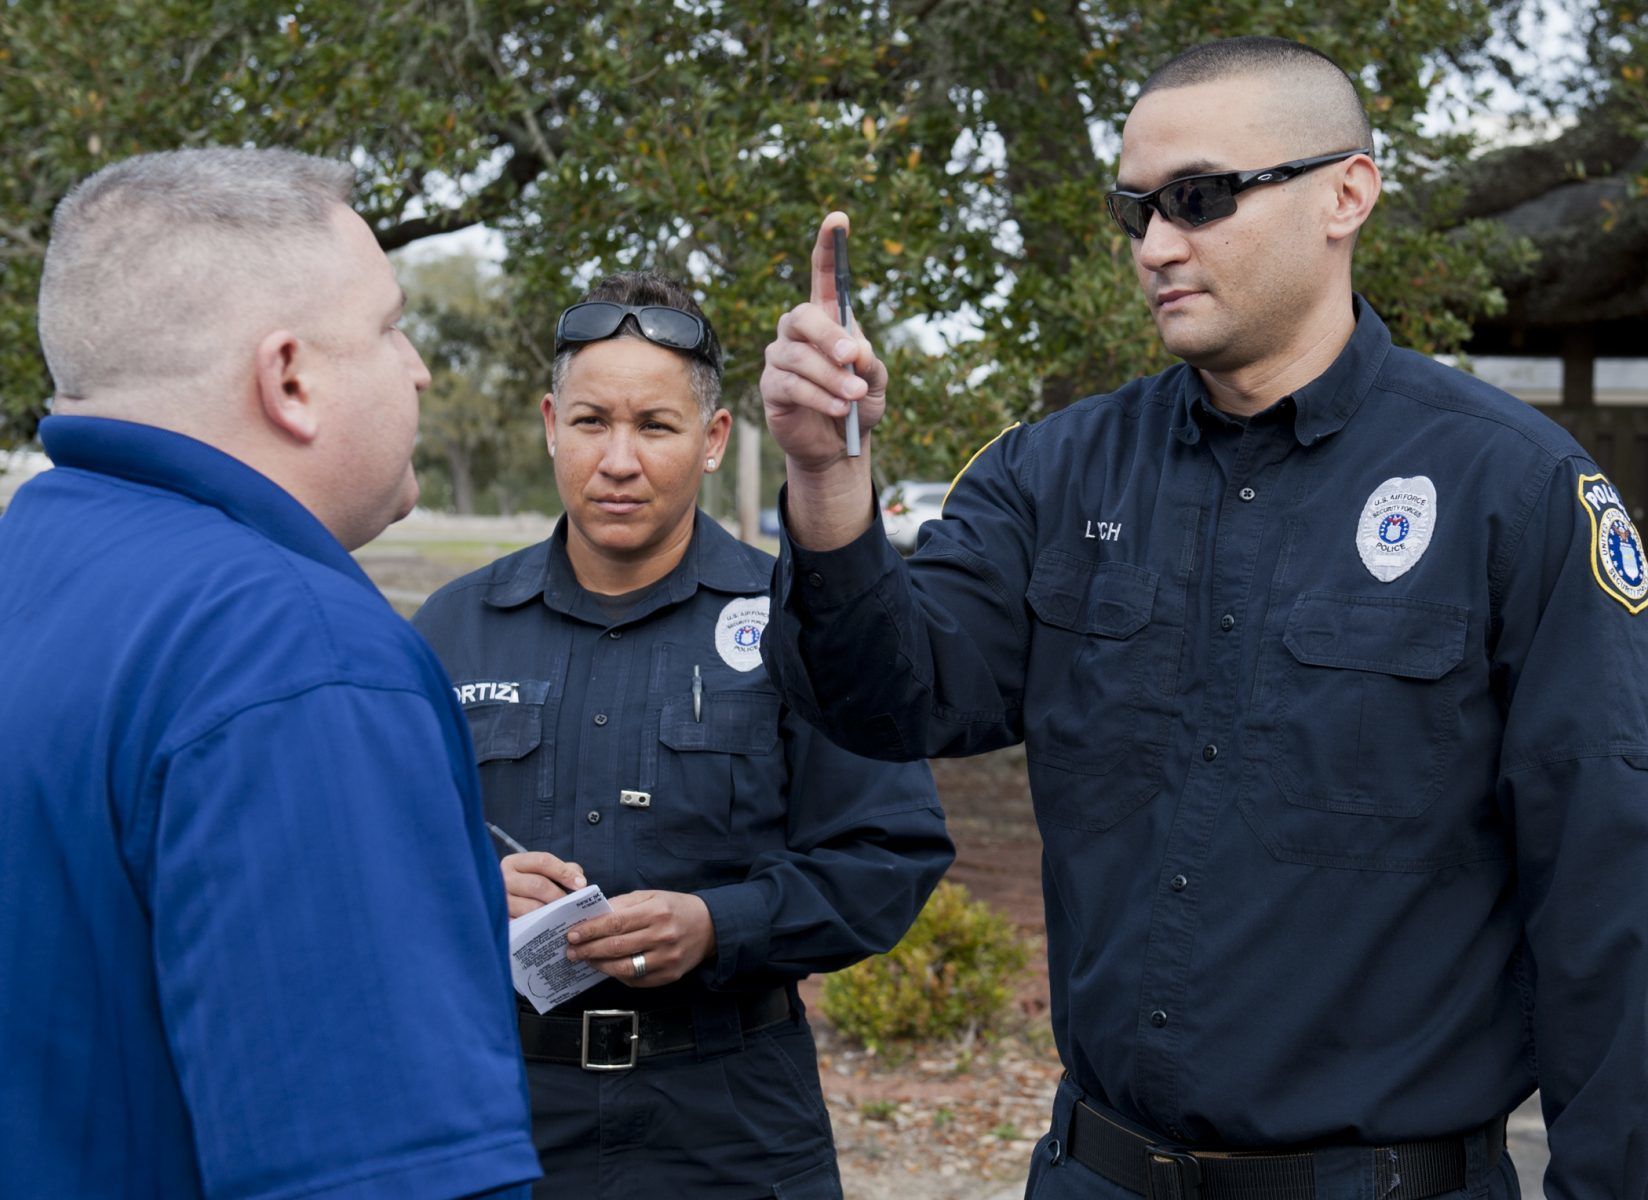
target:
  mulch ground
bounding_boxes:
[801,750,1061,1199]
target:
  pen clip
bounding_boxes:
[692,664,703,723]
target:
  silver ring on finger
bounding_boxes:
[631,952,647,980]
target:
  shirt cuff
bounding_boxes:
[777,482,903,611]
[696,879,773,987]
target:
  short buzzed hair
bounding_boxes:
[550,271,724,422]
[1140,36,1373,157]
[38,147,355,400]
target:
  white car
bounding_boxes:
[880,481,949,554]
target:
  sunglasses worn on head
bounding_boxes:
[1105,149,1370,240]
[554,301,715,363]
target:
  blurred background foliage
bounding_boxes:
[819,880,1029,1051]
[2,0,1644,506]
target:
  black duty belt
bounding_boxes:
[518,988,792,1071]
[1068,1096,1507,1200]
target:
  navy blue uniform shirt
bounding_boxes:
[0,417,537,1199]
[413,513,951,1198]
[766,302,1648,1193]
[413,512,952,999]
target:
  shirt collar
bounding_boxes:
[38,415,375,590]
[1170,296,1393,447]
[483,510,768,613]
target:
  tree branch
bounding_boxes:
[1448,97,1645,221]
[375,141,546,250]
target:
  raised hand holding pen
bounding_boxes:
[760,212,887,551]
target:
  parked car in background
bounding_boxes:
[880,481,949,554]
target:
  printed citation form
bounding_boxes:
[508,884,614,1013]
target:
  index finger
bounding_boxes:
[809,211,851,309]
[502,851,586,892]
[567,907,643,945]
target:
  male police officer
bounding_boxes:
[0,149,538,1197]
[758,36,1648,1200]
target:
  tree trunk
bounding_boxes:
[447,451,477,515]
[736,416,761,544]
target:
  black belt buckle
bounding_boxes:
[1145,1145,1202,1200]
[580,1009,639,1071]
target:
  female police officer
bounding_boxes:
[413,272,951,1200]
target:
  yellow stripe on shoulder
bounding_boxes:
[943,422,1022,512]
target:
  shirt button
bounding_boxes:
[586,810,601,825]
[1150,1010,1168,1028]
[1238,486,1256,502]
[608,630,622,639]
[1219,613,1236,632]
[1170,874,1188,892]
[1202,743,1218,761]
[806,571,825,588]
[593,714,608,726]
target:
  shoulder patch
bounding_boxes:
[1578,473,1647,613]
[944,422,1022,511]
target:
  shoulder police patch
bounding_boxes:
[1356,475,1436,582]
[1578,473,1647,613]
[715,595,770,671]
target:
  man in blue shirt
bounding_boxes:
[0,149,538,1198]
[758,36,1648,1200]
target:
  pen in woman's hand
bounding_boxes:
[486,822,529,855]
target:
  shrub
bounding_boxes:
[820,881,1029,1051]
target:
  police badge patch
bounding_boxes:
[715,595,770,671]
[1578,473,1648,614]
[1356,476,1437,583]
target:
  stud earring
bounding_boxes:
[706,458,717,471]
[549,444,556,458]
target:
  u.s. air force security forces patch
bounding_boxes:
[1357,475,1436,582]
[715,595,769,671]
[1578,473,1648,614]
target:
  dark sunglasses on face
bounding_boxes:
[1105,148,1370,240]
[553,301,717,365]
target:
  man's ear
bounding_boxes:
[1326,154,1381,243]
[254,329,319,443]
[542,392,557,458]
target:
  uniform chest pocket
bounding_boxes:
[1021,552,1177,831]
[639,690,786,883]
[461,679,553,838]
[1266,592,1467,819]
[467,702,543,762]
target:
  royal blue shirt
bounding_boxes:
[413,513,952,1003]
[0,417,538,1199]
[766,302,1648,1195]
